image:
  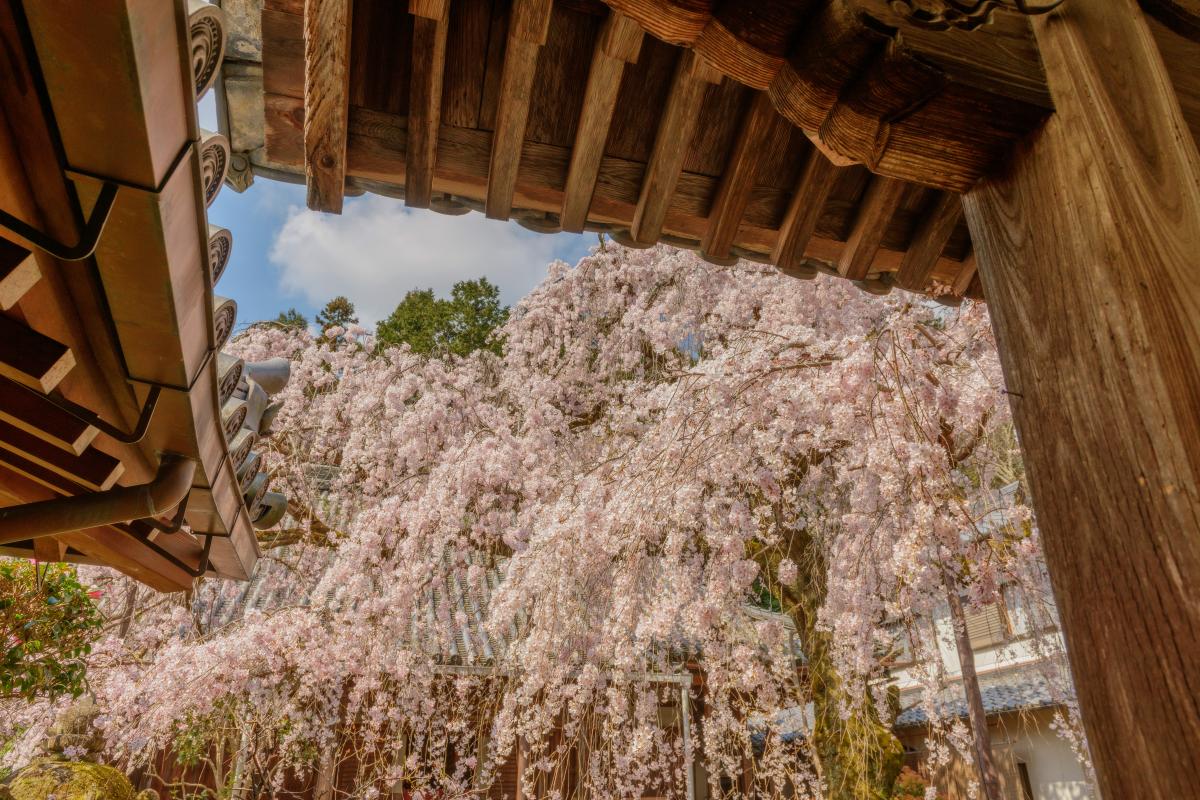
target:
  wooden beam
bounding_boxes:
[406,0,450,209]
[265,95,972,280]
[0,446,86,496]
[485,0,553,220]
[560,12,642,232]
[303,0,353,213]
[771,149,840,271]
[0,419,122,491]
[837,175,906,281]
[0,314,74,393]
[408,0,447,18]
[702,92,790,260]
[950,251,977,298]
[962,2,1200,797]
[32,534,66,563]
[0,378,97,455]
[630,50,721,244]
[894,191,963,293]
[515,737,527,800]
[0,239,39,310]
[57,526,194,592]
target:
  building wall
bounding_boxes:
[899,708,1092,800]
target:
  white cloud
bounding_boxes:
[269,195,579,325]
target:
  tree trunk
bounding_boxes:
[754,537,904,800]
[229,724,254,800]
[942,572,1002,800]
[961,1,1200,796]
[117,581,138,639]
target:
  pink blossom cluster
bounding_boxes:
[2,244,1085,798]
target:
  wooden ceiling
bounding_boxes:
[257,0,1057,299]
[244,0,1200,301]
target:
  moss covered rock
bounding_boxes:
[0,758,155,800]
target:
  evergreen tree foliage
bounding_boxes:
[273,308,308,331]
[315,296,358,333]
[376,278,508,357]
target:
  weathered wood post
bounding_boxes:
[962,2,1200,797]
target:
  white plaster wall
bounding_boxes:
[1006,713,1093,800]
[888,608,1065,693]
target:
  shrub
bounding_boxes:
[0,560,103,700]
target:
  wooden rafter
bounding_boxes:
[258,1,1002,292]
[0,378,98,455]
[838,175,906,281]
[701,91,790,260]
[303,0,353,213]
[0,240,39,310]
[264,93,973,280]
[561,12,642,232]
[771,148,841,271]
[631,50,721,244]
[895,191,963,293]
[485,0,553,220]
[0,315,74,393]
[406,0,451,209]
[0,419,123,491]
[951,251,977,298]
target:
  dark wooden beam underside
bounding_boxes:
[265,93,972,287]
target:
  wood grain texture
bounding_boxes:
[894,191,962,292]
[837,175,905,280]
[1141,0,1200,40]
[771,148,840,270]
[630,50,714,243]
[561,12,641,231]
[486,0,552,219]
[0,378,98,455]
[265,94,970,283]
[0,314,74,393]
[525,6,600,148]
[0,238,38,311]
[1148,15,1200,145]
[409,0,448,19]
[32,535,66,563]
[441,0,492,128]
[701,91,790,258]
[263,8,304,98]
[598,10,642,61]
[267,0,1054,193]
[949,250,975,297]
[962,2,1200,797]
[303,0,353,212]
[406,4,451,208]
[0,419,123,491]
[605,0,1050,191]
[511,0,554,43]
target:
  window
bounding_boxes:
[964,602,1010,650]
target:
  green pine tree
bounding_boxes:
[273,308,308,331]
[375,288,450,355]
[375,278,508,357]
[315,296,358,333]
[445,277,509,357]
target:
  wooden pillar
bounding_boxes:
[961,2,1200,798]
[515,736,528,800]
[303,0,353,213]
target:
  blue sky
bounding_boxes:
[199,96,592,331]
